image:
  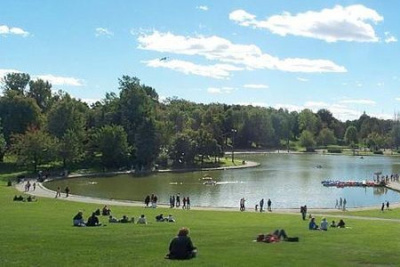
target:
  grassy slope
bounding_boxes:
[1,185,400,266]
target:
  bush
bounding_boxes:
[327,148,342,153]
[373,150,383,155]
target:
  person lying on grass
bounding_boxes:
[256,229,299,243]
[166,227,197,260]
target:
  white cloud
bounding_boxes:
[0,25,29,37]
[137,31,346,76]
[207,87,235,94]
[243,84,269,89]
[34,74,84,86]
[95,27,113,37]
[0,68,21,78]
[297,77,309,82]
[384,32,397,43]
[339,99,376,105]
[143,58,242,79]
[196,5,208,11]
[229,5,382,43]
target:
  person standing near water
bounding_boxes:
[259,198,264,212]
[240,198,245,211]
[342,198,347,211]
[267,199,272,212]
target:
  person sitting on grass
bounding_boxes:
[330,220,337,228]
[309,217,319,230]
[166,227,197,260]
[109,215,118,223]
[337,219,346,228]
[119,215,130,223]
[73,211,86,227]
[167,215,175,222]
[86,212,102,227]
[156,214,165,222]
[320,218,328,231]
[102,205,111,216]
[137,214,147,224]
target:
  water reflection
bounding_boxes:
[45,153,400,208]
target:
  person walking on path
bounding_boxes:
[267,199,272,212]
[342,198,347,211]
[65,186,70,197]
[381,202,385,211]
[259,198,264,212]
[386,201,390,209]
[335,199,338,208]
[55,187,61,198]
[339,197,343,209]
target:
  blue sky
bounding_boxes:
[1,0,399,121]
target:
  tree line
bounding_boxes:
[1,73,399,172]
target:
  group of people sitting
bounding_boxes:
[309,217,346,230]
[73,211,103,227]
[156,214,175,222]
[13,195,37,202]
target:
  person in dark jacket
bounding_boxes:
[86,212,101,226]
[166,227,197,260]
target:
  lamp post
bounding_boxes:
[231,129,237,163]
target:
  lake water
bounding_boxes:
[44,153,400,209]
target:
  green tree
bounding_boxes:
[316,128,336,146]
[134,118,160,171]
[58,129,83,169]
[0,92,42,142]
[47,94,88,139]
[0,120,6,162]
[27,79,52,112]
[1,72,30,95]
[344,125,358,155]
[299,130,316,151]
[391,115,400,150]
[10,127,57,172]
[91,125,130,169]
[298,109,320,134]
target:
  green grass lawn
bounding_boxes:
[2,184,400,266]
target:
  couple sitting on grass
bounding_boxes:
[156,214,175,222]
[73,211,102,227]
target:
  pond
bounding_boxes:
[44,153,400,209]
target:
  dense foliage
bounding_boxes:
[1,73,398,171]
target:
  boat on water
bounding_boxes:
[321,180,385,188]
[203,180,217,185]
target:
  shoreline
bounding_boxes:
[12,158,400,214]
[14,178,400,214]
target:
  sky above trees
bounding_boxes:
[1,0,399,121]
